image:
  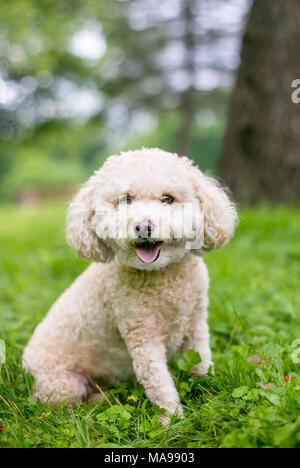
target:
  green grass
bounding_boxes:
[0,203,300,448]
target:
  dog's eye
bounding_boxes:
[161,194,174,204]
[120,194,133,204]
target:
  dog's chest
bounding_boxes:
[159,291,196,353]
[113,273,199,347]
[108,255,206,352]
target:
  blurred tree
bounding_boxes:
[220,0,300,202]
[0,0,108,140]
[0,0,248,200]
[0,0,245,145]
[102,0,246,155]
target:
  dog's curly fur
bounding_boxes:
[23,148,237,418]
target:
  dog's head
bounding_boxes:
[66,148,237,270]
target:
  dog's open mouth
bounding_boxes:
[135,241,162,263]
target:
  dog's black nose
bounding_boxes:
[135,220,154,238]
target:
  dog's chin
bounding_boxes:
[116,241,187,271]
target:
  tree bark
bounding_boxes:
[177,0,197,156]
[219,0,300,203]
[177,88,197,155]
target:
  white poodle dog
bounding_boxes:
[23,148,237,419]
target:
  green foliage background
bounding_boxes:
[0,0,231,200]
[0,114,225,200]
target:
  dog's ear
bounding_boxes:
[66,175,115,262]
[186,160,238,252]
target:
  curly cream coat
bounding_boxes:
[23,148,237,418]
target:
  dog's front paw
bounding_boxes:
[159,413,171,426]
[158,403,184,425]
[193,360,214,375]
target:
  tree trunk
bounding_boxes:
[177,0,197,156]
[177,88,197,155]
[219,0,300,203]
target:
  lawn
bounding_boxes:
[0,203,300,448]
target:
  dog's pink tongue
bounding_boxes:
[135,244,161,263]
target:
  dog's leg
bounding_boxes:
[33,369,92,405]
[124,338,183,419]
[183,307,214,375]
